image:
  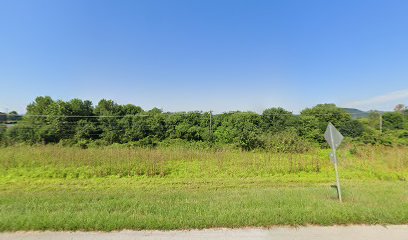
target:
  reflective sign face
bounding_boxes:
[324,123,344,150]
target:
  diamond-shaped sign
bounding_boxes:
[324,122,344,202]
[324,122,344,150]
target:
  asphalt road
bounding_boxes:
[1,225,407,240]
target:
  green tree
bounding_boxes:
[94,99,124,143]
[297,115,322,142]
[214,112,263,150]
[26,96,54,115]
[367,111,382,130]
[122,104,143,115]
[74,119,99,141]
[262,107,295,133]
[166,112,208,141]
[339,119,364,138]
[299,104,358,143]
[383,112,404,130]
[9,96,57,143]
[120,107,168,144]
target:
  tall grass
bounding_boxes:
[0,145,407,181]
[1,145,407,230]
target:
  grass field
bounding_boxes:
[0,145,407,231]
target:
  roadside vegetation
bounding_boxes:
[1,96,408,150]
[0,97,407,230]
[0,145,407,230]
[0,145,407,181]
[1,179,406,231]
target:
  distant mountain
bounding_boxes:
[341,108,370,119]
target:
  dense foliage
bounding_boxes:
[1,96,408,150]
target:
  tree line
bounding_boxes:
[1,96,408,151]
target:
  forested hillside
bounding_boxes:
[1,96,408,150]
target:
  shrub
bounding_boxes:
[87,139,110,148]
[75,139,89,149]
[58,139,76,147]
[262,129,313,153]
[126,136,159,148]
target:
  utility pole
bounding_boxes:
[379,113,383,133]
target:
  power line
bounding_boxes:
[0,112,373,118]
[4,114,150,118]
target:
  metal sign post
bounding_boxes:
[324,123,344,202]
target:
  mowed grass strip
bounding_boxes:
[0,179,407,231]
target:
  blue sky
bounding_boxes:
[1,0,408,114]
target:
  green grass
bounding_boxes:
[1,178,407,231]
[0,145,407,231]
[1,145,407,181]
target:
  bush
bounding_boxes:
[357,128,395,146]
[87,139,110,148]
[213,112,264,151]
[262,129,313,153]
[383,112,404,130]
[123,136,159,148]
[0,125,6,144]
[58,139,76,147]
[349,145,358,155]
[339,120,364,138]
[75,139,90,149]
[158,138,211,150]
[398,130,408,139]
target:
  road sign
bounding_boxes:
[324,122,343,202]
[324,123,344,151]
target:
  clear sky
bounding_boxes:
[1,0,408,114]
